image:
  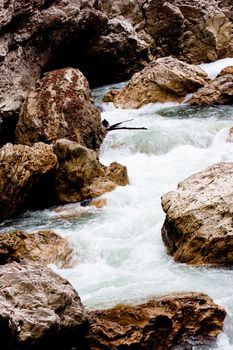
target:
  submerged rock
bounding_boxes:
[83,292,225,350]
[0,142,57,220]
[0,261,87,350]
[53,139,128,203]
[189,66,233,106]
[0,230,73,268]
[227,126,233,142]
[103,57,209,108]
[16,68,106,152]
[161,162,233,265]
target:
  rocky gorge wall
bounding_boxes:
[0,1,232,349]
[0,0,232,137]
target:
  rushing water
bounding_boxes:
[2,58,233,349]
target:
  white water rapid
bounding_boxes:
[2,58,233,349]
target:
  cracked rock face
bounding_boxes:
[0,142,57,219]
[0,230,73,268]
[161,162,233,265]
[189,66,233,106]
[0,261,87,350]
[0,0,232,143]
[139,0,233,63]
[16,68,106,152]
[103,57,209,108]
[82,292,226,350]
[0,0,106,116]
[53,139,129,203]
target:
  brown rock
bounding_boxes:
[103,57,209,108]
[91,198,107,208]
[82,292,225,350]
[0,261,87,350]
[0,0,232,144]
[51,198,107,220]
[53,139,128,203]
[0,142,57,219]
[0,230,73,268]
[139,0,233,64]
[1,0,232,145]
[0,0,107,134]
[189,73,233,106]
[88,0,233,85]
[16,68,106,151]
[77,16,153,86]
[217,65,233,77]
[161,162,233,265]
[227,126,233,142]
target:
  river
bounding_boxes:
[1,58,233,349]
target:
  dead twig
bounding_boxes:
[102,119,147,131]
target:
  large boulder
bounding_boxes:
[16,68,106,152]
[189,66,233,105]
[138,0,233,64]
[84,0,233,85]
[53,139,128,203]
[161,162,233,265]
[75,16,153,87]
[0,261,87,350]
[0,230,73,268]
[0,0,107,144]
[83,292,225,350]
[0,142,57,219]
[103,57,209,108]
[1,0,232,144]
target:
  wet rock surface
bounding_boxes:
[82,292,225,350]
[161,162,233,265]
[103,57,209,108]
[0,0,232,133]
[0,261,87,350]
[139,0,233,64]
[16,68,106,152]
[227,126,233,142]
[0,230,73,268]
[53,139,128,203]
[0,142,57,220]
[0,0,106,116]
[189,66,233,106]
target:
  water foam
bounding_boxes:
[2,58,233,349]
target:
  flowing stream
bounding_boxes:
[1,58,233,349]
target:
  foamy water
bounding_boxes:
[1,58,233,349]
[200,57,233,78]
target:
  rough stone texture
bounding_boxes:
[139,0,233,64]
[0,142,57,219]
[103,57,209,108]
[0,0,107,121]
[0,261,87,350]
[217,65,233,77]
[75,16,153,87]
[53,139,128,203]
[16,68,106,152]
[227,126,233,142]
[161,162,233,265]
[189,69,233,106]
[0,230,73,268]
[87,0,233,84]
[0,0,232,143]
[82,292,225,350]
